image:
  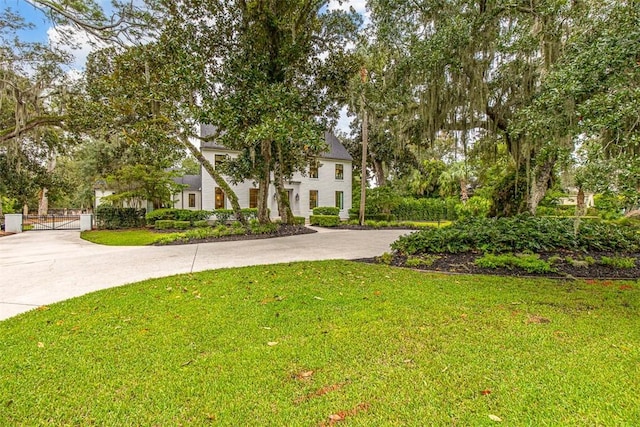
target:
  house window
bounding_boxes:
[309,190,318,210]
[309,160,319,179]
[188,193,196,208]
[215,187,225,209]
[249,188,258,208]
[335,191,344,210]
[335,164,344,180]
[214,154,227,169]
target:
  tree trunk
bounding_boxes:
[576,186,586,217]
[38,188,48,216]
[257,139,272,224]
[273,142,293,224]
[528,158,555,215]
[180,135,246,226]
[371,158,386,187]
[460,179,468,203]
[359,108,368,225]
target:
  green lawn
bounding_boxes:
[80,229,163,246]
[1,261,638,425]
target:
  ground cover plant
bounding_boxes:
[81,222,313,246]
[1,261,638,425]
[387,216,640,278]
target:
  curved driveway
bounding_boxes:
[0,228,408,321]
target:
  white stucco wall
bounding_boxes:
[201,149,352,219]
[173,191,203,210]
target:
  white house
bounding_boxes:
[94,175,202,212]
[199,125,353,219]
[172,175,203,210]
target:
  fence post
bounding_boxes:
[80,214,93,232]
[5,214,23,233]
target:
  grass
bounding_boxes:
[80,229,163,246]
[1,260,638,425]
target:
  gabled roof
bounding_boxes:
[172,174,202,191]
[200,124,352,162]
[322,131,353,161]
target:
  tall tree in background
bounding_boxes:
[159,0,360,223]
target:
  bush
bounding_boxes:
[212,209,234,224]
[313,206,340,216]
[475,253,554,274]
[391,216,640,255]
[146,209,211,224]
[155,220,175,230]
[455,196,492,219]
[96,205,146,229]
[173,221,191,230]
[293,216,306,225]
[194,220,210,228]
[599,256,636,269]
[310,215,340,227]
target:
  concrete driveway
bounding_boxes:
[0,228,408,321]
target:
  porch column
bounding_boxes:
[5,214,23,233]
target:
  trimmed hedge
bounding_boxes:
[392,215,640,255]
[350,197,460,221]
[96,205,146,229]
[155,220,175,230]
[211,208,258,223]
[310,215,340,227]
[173,221,191,230]
[313,206,340,216]
[293,216,306,225]
[146,209,211,224]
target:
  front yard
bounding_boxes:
[1,260,638,425]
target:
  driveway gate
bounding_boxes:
[23,215,81,231]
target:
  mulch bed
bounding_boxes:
[356,251,640,280]
[153,224,316,245]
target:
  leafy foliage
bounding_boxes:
[313,206,340,216]
[475,253,555,274]
[95,205,146,229]
[146,209,211,224]
[309,215,340,227]
[392,216,640,255]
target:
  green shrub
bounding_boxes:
[475,253,554,274]
[391,216,640,255]
[249,220,279,234]
[293,216,306,225]
[310,215,340,227]
[376,252,393,265]
[455,196,492,219]
[313,206,340,216]
[405,255,440,268]
[146,209,211,224]
[95,205,146,229]
[599,256,636,269]
[194,220,210,228]
[240,208,259,221]
[173,220,191,230]
[155,220,175,230]
[212,209,233,224]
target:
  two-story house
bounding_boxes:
[200,125,353,219]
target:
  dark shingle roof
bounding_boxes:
[200,125,352,162]
[172,175,201,191]
[322,132,353,161]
